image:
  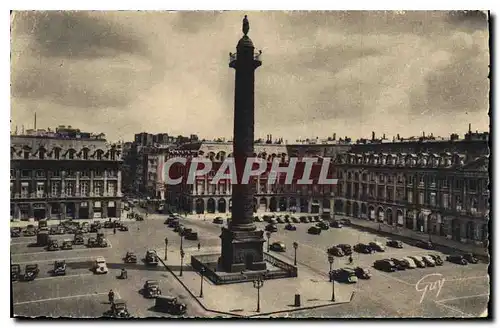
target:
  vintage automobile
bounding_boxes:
[285,223,297,231]
[165,217,176,225]
[354,243,373,254]
[316,221,329,230]
[87,237,98,248]
[173,225,184,233]
[124,251,138,263]
[463,253,479,264]
[368,242,386,252]
[145,250,158,266]
[313,216,321,222]
[403,257,418,269]
[38,219,48,230]
[23,229,36,237]
[429,254,444,266]
[94,257,109,274]
[299,216,309,223]
[283,217,291,223]
[143,280,162,298]
[307,216,315,223]
[104,221,114,229]
[291,217,300,223]
[276,217,285,224]
[354,267,372,279]
[49,227,59,235]
[421,255,436,267]
[47,239,60,251]
[339,218,351,226]
[168,220,180,228]
[185,231,199,241]
[135,214,145,221]
[61,239,73,250]
[270,241,286,252]
[415,240,435,250]
[80,225,89,233]
[253,216,264,222]
[327,246,344,257]
[373,259,398,272]
[11,264,21,281]
[408,256,426,268]
[56,226,66,235]
[11,228,21,238]
[181,228,193,236]
[109,299,131,318]
[329,220,343,228]
[119,224,129,232]
[386,240,404,248]
[24,264,40,281]
[90,223,100,232]
[337,244,353,255]
[446,255,468,265]
[154,296,187,315]
[96,234,108,247]
[265,224,278,233]
[269,218,278,225]
[331,268,358,283]
[390,258,410,270]
[307,226,321,235]
[73,233,85,245]
[53,260,67,276]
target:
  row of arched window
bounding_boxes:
[11,146,120,161]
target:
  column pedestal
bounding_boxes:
[219,227,267,272]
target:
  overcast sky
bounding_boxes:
[11,10,489,142]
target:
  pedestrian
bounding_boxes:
[108,289,115,304]
[348,255,353,265]
[197,242,201,251]
[113,227,116,235]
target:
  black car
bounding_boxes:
[368,242,386,252]
[265,224,278,232]
[291,217,300,223]
[299,216,309,223]
[446,255,468,265]
[185,231,198,240]
[327,246,344,257]
[330,220,343,228]
[276,217,285,224]
[213,217,224,224]
[386,240,403,248]
[354,243,373,254]
[354,267,372,279]
[337,244,352,255]
[270,242,286,252]
[331,268,358,283]
[285,223,297,231]
[24,264,40,281]
[316,221,329,230]
[119,225,129,231]
[11,228,21,238]
[339,218,351,226]
[373,259,397,272]
[429,254,444,266]
[11,264,21,281]
[145,250,159,266]
[124,252,138,263]
[415,241,435,250]
[463,253,479,264]
[307,226,321,235]
[104,221,114,229]
[143,280,162,298]
[390,258,409,270]
[53,260,67,276]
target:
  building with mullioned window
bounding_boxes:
[10,126,123,221]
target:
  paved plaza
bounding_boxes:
[11,209,490,318]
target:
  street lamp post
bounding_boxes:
[180,249,185,277]
[253,275,264,312]
[328,254,335,302]
[199,267,206,298]
[164,237,168,261]
[293,242,298,266]
[265,231,272,252]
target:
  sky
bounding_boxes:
[10,10,490,143]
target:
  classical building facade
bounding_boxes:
[334,137,489,247]
[10,128,123,221]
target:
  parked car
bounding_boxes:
[331,268,358,283]
[463,253,479,264]
[56,226,66,235]
[53,260,67,276]
[169,220,180,228]
[422,255,436,267]
[269,218,278,225]
[109,299,130,318]
[307,216,314,223]
[73,233,85,245]
[368,242,386,252]
[143,280,162,298]
[390,258,409,270]
[429,254,444,266]
[276,217,285,224]
[337,244,352,255]
[446,255,468,265]
[47,239,60,251]
[339,218,351,226]
[285,223,297,231]
[307,226,321,235]
[408,256,426,268]
[373,259,397,272]
[213,217,224,224]
[354,267,372,279]
[253,216,264,222]
[299,216,309,223]
[354,243,373,254]
[270,242,286,252]
[94,257,109,274]
[316,221,329,230]
[24,264,40,281]
[401,257,417,269]
[61,239,73,250]
[327,246,344,257]
[386,240,403,248]
[124,251,137,263]
[23,229,36,237]
[11,264,21,281]
[104,221,114,229]
[154,296,187,315]
[330,220,343,228]
[119,224,129,232]
[185,231,199,240]
[291,217,300,223]
[90,223,100,232]
[265,224,278,233]
[415,240,435,250]
[11,228,21,238]
[87,237,97,248]
[284,217,291,223]
[145,250,159,266]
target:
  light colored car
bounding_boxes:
[403,257,417,269]
[422,255,436,267]
[94,257,109,274]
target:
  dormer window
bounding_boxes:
[23,150,30,159]
[54,148,60,160]
[82,149,89,160]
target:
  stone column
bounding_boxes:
[60,203,66,220]
[74,202,80,219]
[117,170,122,197]
[412,211,417,231]
[460,221,467,243]
[46,203,52,220]
[90,170,94,195]
[102,202,108,218]
[297,198,302,213]
[76,172,80,196]
[307,199,312,213]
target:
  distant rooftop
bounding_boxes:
[11,125,107,141]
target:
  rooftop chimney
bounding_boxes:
[397,133,400,140]
[469,123,472,133]
[383,133,386,139]
[333,133,336,140]
[372,131,375,140]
